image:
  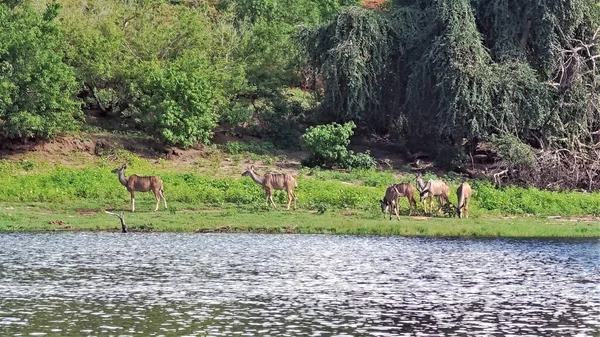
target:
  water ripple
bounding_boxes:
[0,233,598,336]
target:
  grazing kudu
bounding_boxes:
[415,173,450,215]
[380,185,401,220]
[111,164,167,212]
[242,165,297,210]
[380,183,418,219]
[456,182,472,218]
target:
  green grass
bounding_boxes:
[0,202,598,237]
[0,151,599,237]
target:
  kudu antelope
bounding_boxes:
[380,183,418,219]
[415,173,450,215]
[111,164,167,212]
[456,182,472,218]
[242,165,297,210]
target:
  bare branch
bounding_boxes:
[105,211,128,233]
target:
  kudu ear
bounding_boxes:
[250,165,255,171]
[122,164,127,169]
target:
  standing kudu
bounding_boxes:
[456,182,472,218]
[380,183,418,219]
[242,165,297,210]
[415,173,450,215]
[111,164,167,212]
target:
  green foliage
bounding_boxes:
[34,0,359,147]
[52,0,248,146]
[253,97,305,150]
[223,141,276,155]
[1,155,600,217]
[490,135,537,169]
[302,6,393,131]
[302,122,354,167]
[301,121,377,169]
[474,181,600,216]
[434,144,468,171]
[307,0,599,164]
[342,151,378,170]
[0,1,80,140]
[133,57,218,147]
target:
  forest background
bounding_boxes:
[1,0,599,190]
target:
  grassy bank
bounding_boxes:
[1,203,598,237]
[0,150,599,237]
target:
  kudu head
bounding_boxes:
[380,199,389,214]
[415,173,424,190]
[456,205,464,218]
[241,165,255,177]
[111,164,127,175]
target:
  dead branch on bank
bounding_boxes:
[105,211,128,233]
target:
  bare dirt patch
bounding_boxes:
[0,128,421,180]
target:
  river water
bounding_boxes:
[0,233,598,336]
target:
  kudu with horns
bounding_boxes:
[380,183,417,219]
[456,182,472,218]
[242,165,297,210]
[111,164,167,212]
[415,173,450,215]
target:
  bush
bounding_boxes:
[490,135,537,169]
[435,144,468,171]
[0,2,81,140]
[301,121,376,169]
[342,150,378,170]
[133,58,218,147]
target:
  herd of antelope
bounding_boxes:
[380,173,472,220]
[110,165,470,218]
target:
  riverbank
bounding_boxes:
[0,140,599,237]
[0,202,598,237]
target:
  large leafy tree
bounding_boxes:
[0,1,80,140]
[304,0,599,150]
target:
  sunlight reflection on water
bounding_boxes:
[0,233,598,336]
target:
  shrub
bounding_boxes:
[490,135,537,169]
[133,58,218,147]
[343,150,378,170]
[301,121,377,169]
[435,144,468,171]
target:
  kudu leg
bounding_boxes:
[429,198,434,215]
[286,190,292,210]
[410,197,417,216]
[154,192,160,212]
[293,192,297,210]
[130,192,135,213]
[160,189,167,209]
[266,189,277,208]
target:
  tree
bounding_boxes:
[0,2,80,140]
